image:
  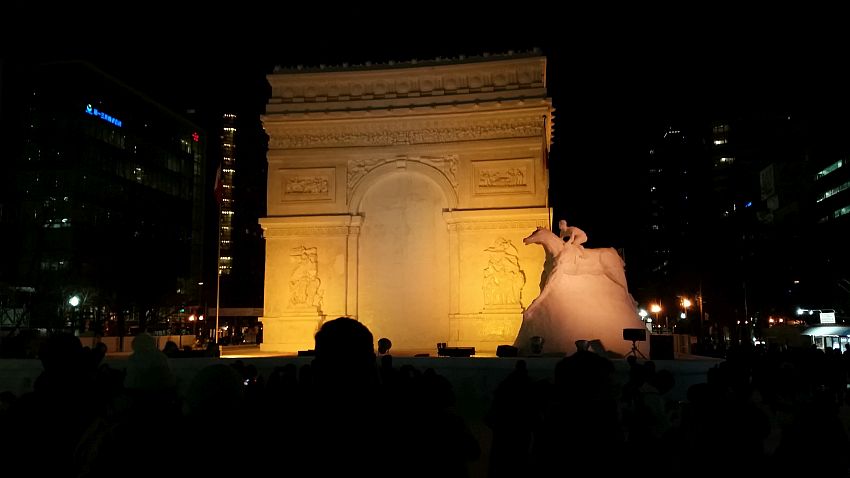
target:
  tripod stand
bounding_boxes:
[627,340,647,360]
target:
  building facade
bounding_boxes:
[260,54,553,352]
[0,61,205,334]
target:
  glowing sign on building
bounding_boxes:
[85,104,122,127]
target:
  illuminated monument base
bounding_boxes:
[450,309,524,352]
[260,307,325,353]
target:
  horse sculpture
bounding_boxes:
[514,225,648,358]
[522,226,629,293]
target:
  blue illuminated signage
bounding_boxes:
[85,104,122,127]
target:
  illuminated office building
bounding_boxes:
[218,113,236,276]
[0,61,205,332]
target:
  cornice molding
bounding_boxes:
[267,56,546,108]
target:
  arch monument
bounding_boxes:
[260,53,554,353]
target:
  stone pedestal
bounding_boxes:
[450,310,524,353]
[260,308,325,353]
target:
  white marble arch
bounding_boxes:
[354,168,451,350]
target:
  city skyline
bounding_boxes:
[6,29,849,326]
[58,35,843,248]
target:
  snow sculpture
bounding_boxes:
[513,224,649,357]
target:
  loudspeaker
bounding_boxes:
[649,335,674,360]
[437,346,475,357]
[623,328,647,342]
[297,349,316,357]
[496,345,519,357]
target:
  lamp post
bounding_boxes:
[68,295,80,333]
[681,298,692,333]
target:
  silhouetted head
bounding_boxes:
[313,317,377,388]
[162,341,179,356]
[575,340,589,352]
[377,337,392,355]
[39,333,84,373]
[131,333,157,353]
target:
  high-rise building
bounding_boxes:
[630,124,704,333]
[807,115,850,312]
[632,109,850,337]
[0,60,205,334]
[187,106,267,342]
[218,113,237,276]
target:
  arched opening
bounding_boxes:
[356,170,450,351]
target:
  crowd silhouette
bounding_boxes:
[1,320,849,477]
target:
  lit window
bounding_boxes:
[816,159,843,180]
[817,180,850,203]
[835,205,850,218]
[713,139,727,146]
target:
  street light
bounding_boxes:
[68,295,80,307]
[650,304,662,332]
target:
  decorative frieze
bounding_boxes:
[267,115,544,149]
[264,226,350,238]
[448,219,549,232]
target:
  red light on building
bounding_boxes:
[192,132,199,142]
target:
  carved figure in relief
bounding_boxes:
[482,238,525,307]
[289,246,322,308]
[479,168,526,187]
[286,176,329,194]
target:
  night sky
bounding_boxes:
[19,14,846,249]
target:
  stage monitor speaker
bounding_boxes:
[297,350,316,357]
[649,335,674,360]
[496,345,519,357]
[623,328,647,342]
[437,346,475,357]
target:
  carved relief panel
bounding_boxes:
[482,238,526,309]
[289,245,323,309]
[472,159,535,196]
[279,168,335,203]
